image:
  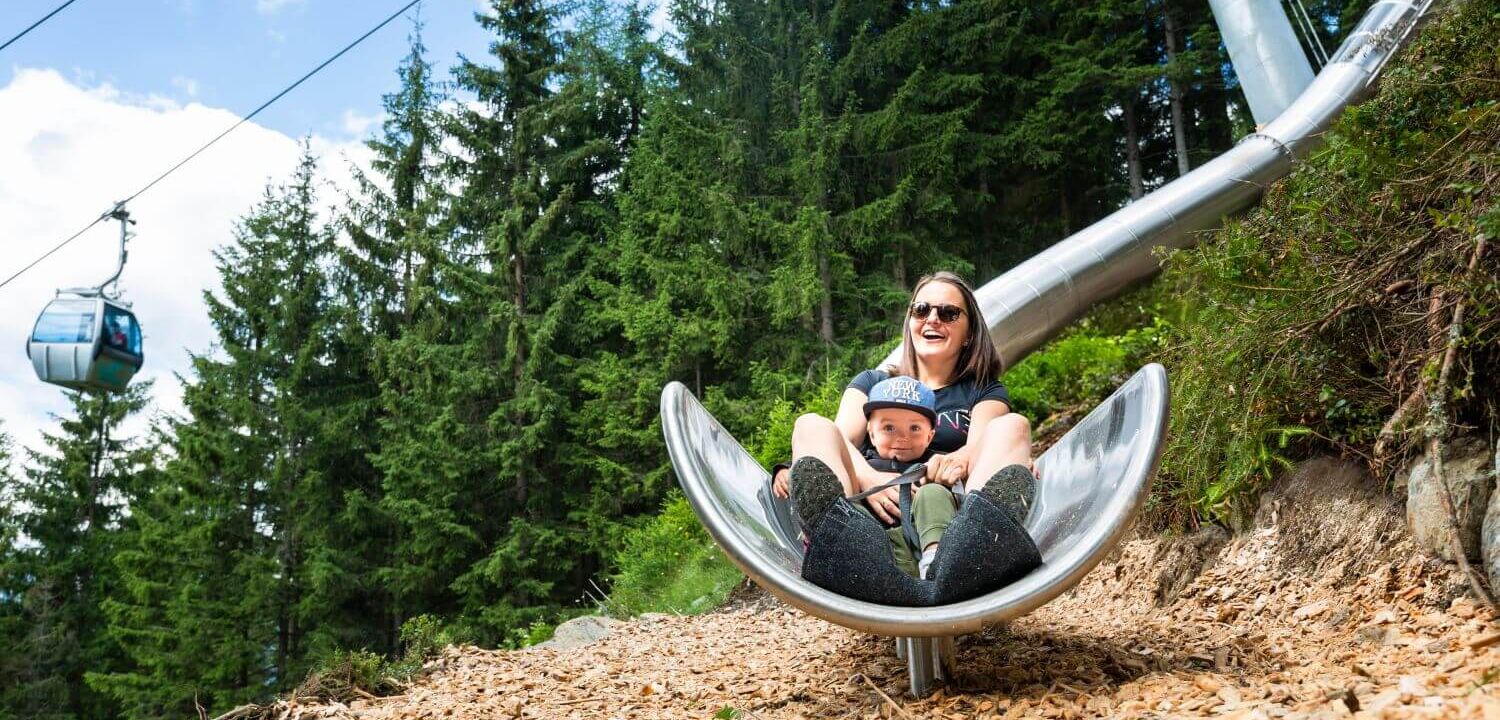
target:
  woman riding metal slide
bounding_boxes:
[776,272,1044,607]
[661,0,1431,696]
[773,273,1030,512]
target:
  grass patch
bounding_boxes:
[1003,316,1165,422]
[603,491,744,618]
[298,614,460,702]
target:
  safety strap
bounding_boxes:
[846,463,927,502]
[848,464,926,557]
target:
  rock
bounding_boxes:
[1422,639,1453,653]
[1354,625,1397,645]
[1485,437,1500,590]
[1397,675,1426,701]
[533,615,619,650]
[1404,435,1494,562]
[1293,600,1329,619]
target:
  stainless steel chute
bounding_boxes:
[662,364,1168,639]
[659,0,1429,696]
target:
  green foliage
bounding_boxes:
[750,372,848,470]
[384,615,459,678]
[603,492,742,618]
[1154,0,1500,525]
[299,614,462,701]
[510,618,565,649]
[4,386,156,720]
[1004,320,1164,421]
[300,649,388,700]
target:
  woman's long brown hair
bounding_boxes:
[893,271,1002,387]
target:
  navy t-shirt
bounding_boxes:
[850,369,1011,455]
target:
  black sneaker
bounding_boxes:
[789,456,843,535]
[976,463,1037,526]
[926,489,1043,605]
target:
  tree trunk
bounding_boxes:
[894,242,907,290]
[1163,2,1192,177]
[402,245,414,326]
[1060,186,1072,235]
[818,251,834,345]
[512,239,529,508]
[1123,96,1145,200]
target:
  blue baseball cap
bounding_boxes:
[863,376,937,425]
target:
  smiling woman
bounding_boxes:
[772,272,1043,608]
[776,272,1033,509]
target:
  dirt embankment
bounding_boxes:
[270,459,1499,719]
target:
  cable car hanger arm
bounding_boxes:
[58,202,134,300]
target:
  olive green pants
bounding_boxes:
[850,483,958,578]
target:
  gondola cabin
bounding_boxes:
[27,296,143,393]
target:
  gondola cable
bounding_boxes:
[0,0,424,294]
[0,0,81,55]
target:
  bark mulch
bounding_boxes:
[270,477,1500,720]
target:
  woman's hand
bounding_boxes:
[855,470,902,523]
[864,486,902,524]
[924,447,973,487]
[772,467,790,498]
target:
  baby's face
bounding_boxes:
[867,408,935,463]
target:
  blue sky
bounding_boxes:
[0,0,675,459]
[1,0,495,141]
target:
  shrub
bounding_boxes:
[603,491,743,618]
[297,649,388,701]
[1003,320,1164,421]
[1153,0,1499,526]
[750,372,847,469]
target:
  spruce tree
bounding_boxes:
[584,90,763,522]
[341,23,452,651]
[0,425,27,720]
[92,399,277,717]
[4,386,154,720]
[94,149,354,715]
[442,0,604,640]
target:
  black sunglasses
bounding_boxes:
[908,301,964,323]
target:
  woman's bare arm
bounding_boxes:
[926,399,1009,485]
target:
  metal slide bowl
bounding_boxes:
[660,363,1168,637]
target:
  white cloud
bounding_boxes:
[648,2,673,41]
[340,108,384,138]
[0,67,369,461]
[256,0,305,16]
[171,75,200,98]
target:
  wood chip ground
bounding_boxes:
[272,498,1500,719]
